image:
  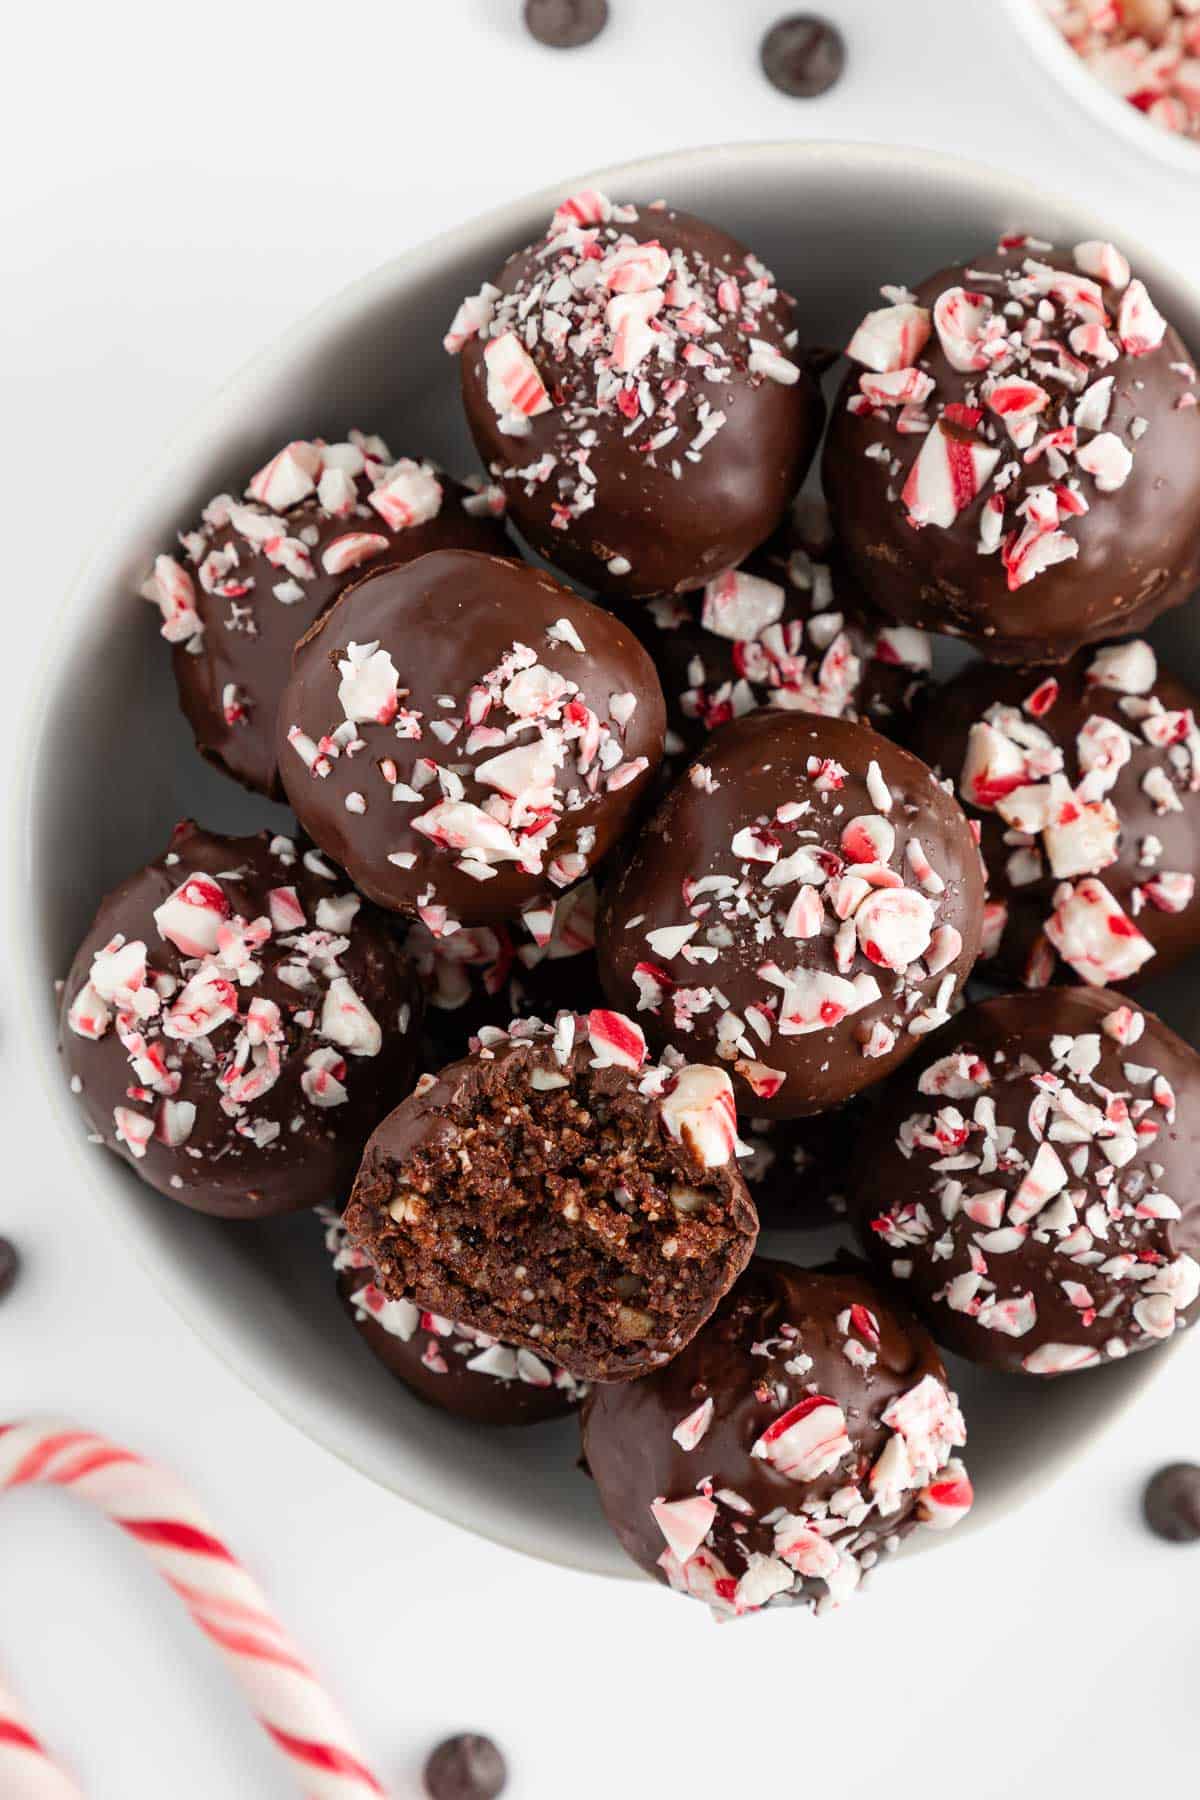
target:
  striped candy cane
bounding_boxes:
[0,1670,83,1799]
[0,1420,395,1798]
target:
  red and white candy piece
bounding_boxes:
[1117,280,1167,358]
[368,460,442,532]
[933,288,1007,372]
[700,570,784,641]
[153,875,232,958]
[651,1495,717,1566]
[1044,877,1155,985]
[1074,241,1130,290]
[659,1065,740,1167]
[0,1420,388,1798]
[915,1458,974,1528]
[750,1396,851,1482]
[247,440,322,511]
[483,331,553,429]
[902,418,1000,529]
[985,378,1049,448]
[845,303,931,373]
[586,1008,647,1071]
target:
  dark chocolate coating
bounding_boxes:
[326,1216,585,1427]
[823,246,1200,663]
[852,988,1200,1374]
[616,508,932,770]
[910,644,1200,990]
[342,1015,758,1382]
[277,551,665,927]
[60,823,421,1219]
[152,439,507,798]
[596,709,985,1118]
[741,1105,859,1227]
[581,1258,969,1616]
[456,200,824,599]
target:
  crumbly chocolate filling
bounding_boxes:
[344,1029,758,1381]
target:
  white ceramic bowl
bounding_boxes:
[1002,0,1200,175]
[19,141,1200,1580]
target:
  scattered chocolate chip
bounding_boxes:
[424,1735,507,1800]
[524,0,608,50]
[760,14,846,98]
[1143,1463,1200,1542]
[0,1237,18,1301]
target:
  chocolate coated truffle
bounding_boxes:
[853,988,1200,1374]
[278,551,665,928]
[619,500,932,770]
[325,1214,586,1427]
[823,238,1200,663]
[61,823,421,1219]
[911,638,1200,990]
[581,1259,972,1619]
[448,191,823,600]
[141,432,507,797]
[342,1011,758,1382]
[596,709,985,1118]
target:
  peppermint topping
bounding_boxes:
[616,733,971,1103]
[956,642,1200,984]
[870,1004,1199,1365]
[139,432,485,655]
[653,1284,969,1622]
[286,606,647,916]
[67,835,395,1165]
[649,504,931,742]
[1040,9,1200,145]
[446,192,799,545]
[844,239,1193,587]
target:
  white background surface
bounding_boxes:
[2,2,1198,1794]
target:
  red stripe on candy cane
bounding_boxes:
[0,1418,396,1797]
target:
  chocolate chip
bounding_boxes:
[1143,1463,1200,1542]
[760,14,846,98]
[0,1237,18,1301]
[524,0,608,49]
[423,1733,507,1800]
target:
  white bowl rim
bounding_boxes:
[17,135,1200,1573]
[1001,0,1200,175]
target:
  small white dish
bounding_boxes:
[1002,0,1200,175]
[18,139,1200,1579]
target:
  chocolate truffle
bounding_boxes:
[596,709,985,1118]
[912,638,1200,990]
[581,1259,972,1619]
[853,988,1200,1374]
[277,551,665,929]
[823,237,1200,663]
[447,190,823,600]
[342,1011,759,1382]
[61,823,421,1219]
[620,499,932,769]
[141,432,508,798]
[324,1213,586,1427]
